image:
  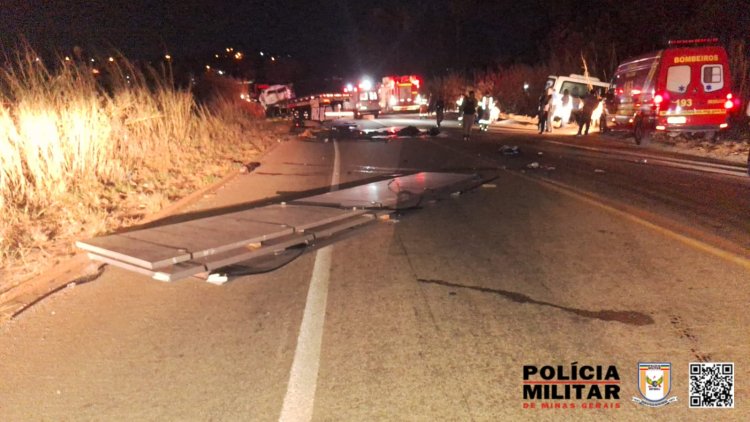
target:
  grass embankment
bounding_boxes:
[0,52,278,293]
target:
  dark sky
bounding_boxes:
[0,1,539,76]
[2,1,749,80]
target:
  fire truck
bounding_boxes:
[379,75,425,112]
[602,38,736,144]
[288,80,381,121]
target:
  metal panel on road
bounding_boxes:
[76,172,483,281]
[292,172,479,209]
[77,205,368,271]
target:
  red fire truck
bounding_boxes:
[602,38,736,144]
[379,75,424,112]
[288,80,381,121]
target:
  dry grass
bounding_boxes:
[0,49,278,292]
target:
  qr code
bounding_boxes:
[689,362,734,408]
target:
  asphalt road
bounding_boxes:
[1,115,748,421]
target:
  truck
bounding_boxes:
[258,84,294,117]
[379,75,425,113]
[288,81,381,121]
[601,38,735,144]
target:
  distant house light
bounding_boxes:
[164,54,172,60]
[260,51,264,56]
[108,57,114,62]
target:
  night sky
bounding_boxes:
[2,1,749,80]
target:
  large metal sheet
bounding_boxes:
[221,204,368,231]
[291,172,478,209]
[77,172,481,281]
[76,205,366,270]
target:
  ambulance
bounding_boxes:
[601,38,735,144]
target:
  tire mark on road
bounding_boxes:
[417,278,654,326]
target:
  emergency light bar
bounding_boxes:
[668,38,719,46]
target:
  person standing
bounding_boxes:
[538,88,552,134]
[546,88,559,133]
[558,89,572,128]
[576,89,600,136]
[435,98,445,128]
[461,91,477,141]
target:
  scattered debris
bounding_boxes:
[451,191,461,197]
[527,162,540,169]
[396,126,421,137]
[481,183,497,188]
[499,145,520,156]
[240,162,261,173]
[206,273,229,285]
[594,169,606,174]
[545,166,556,171]
[537,151,544,156]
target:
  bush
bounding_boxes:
[0,48,274,286]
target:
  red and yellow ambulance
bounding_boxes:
[602,39,736,144]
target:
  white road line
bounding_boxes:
[279,140,340,422]
[278,245,332,422]
[331,139,341,188]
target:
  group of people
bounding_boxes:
[431,91,495,141]
[538,87,601,136]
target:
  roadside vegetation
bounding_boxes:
[0,48,278,292]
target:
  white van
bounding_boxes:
[545,74,610,127]
[546,74,610,99]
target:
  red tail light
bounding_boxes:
[725,93,734,109]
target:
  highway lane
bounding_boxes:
[0,116,747,420]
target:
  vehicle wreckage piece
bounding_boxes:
[76,172,483,282]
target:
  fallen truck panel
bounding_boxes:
[76,172,484,283]
[76,205,366,269]
[292,172,481,209]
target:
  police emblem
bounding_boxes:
[632,362,678,407]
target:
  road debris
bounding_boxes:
[206,273,229,285]
[538,151,544,156]
[396,126,421,137]
[240,162,261,173]
[527,162,540,169]
[594,169,606,174]
[546,166,556,171]
[481,183,497,188]
[499,145,520,156]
